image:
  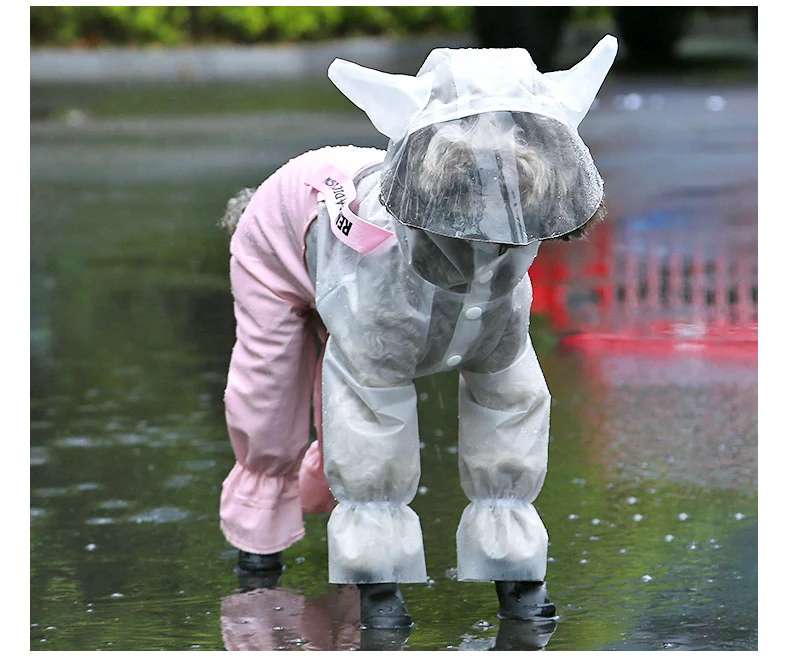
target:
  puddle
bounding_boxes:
[30,73,757,651]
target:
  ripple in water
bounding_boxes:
[164,474,194,488]
[97,499,133,510]
[128,506,190,524]
[31,446,50,466]
[53,436,106,449]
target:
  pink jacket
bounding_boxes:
[219,145,386,555]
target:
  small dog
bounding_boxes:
[218,37,616,629]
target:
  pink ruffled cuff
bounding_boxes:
[220,462,306,555]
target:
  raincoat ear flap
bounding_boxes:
[328,59,434,141]
[545,35,618,129]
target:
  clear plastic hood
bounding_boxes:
[380,110,604,245]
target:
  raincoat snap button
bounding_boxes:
[477,271,493,284]
[446,355,463,367]
[465,306,483,320]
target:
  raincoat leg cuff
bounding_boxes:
[456,500,548,582]
[327,502,427,583]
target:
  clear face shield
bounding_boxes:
[380,111,604,247]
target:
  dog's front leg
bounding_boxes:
[455,335,551,583]
[320,338,427,585]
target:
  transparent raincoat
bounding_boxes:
[313,36,616,583]
[220,36,617,585]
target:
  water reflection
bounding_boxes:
[221,584,361,651]
[220,581,557,651]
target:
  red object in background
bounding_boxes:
[531,218,757,359]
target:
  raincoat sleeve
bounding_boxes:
[455,332,551,582]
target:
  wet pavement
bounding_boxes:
[30,35,757,651]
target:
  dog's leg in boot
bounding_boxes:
[358,583,413,629]
[495,581,557,621]
[237,549,284,573]
[235,550,284,592]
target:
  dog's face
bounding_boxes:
[381,111,605,248]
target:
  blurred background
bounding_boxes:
[30,5,758,653]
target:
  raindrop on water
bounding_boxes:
[641,575,653,582]
[626,496,638,505]
[664,535,675,542]
[677,512,690,521]
[632,514,644,522]
[734,512,745,520]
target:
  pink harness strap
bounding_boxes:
[307,163,395,254]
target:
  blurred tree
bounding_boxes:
[30,6,474,47]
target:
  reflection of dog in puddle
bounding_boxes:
[221,573,556,651]
[220,584,397,651]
